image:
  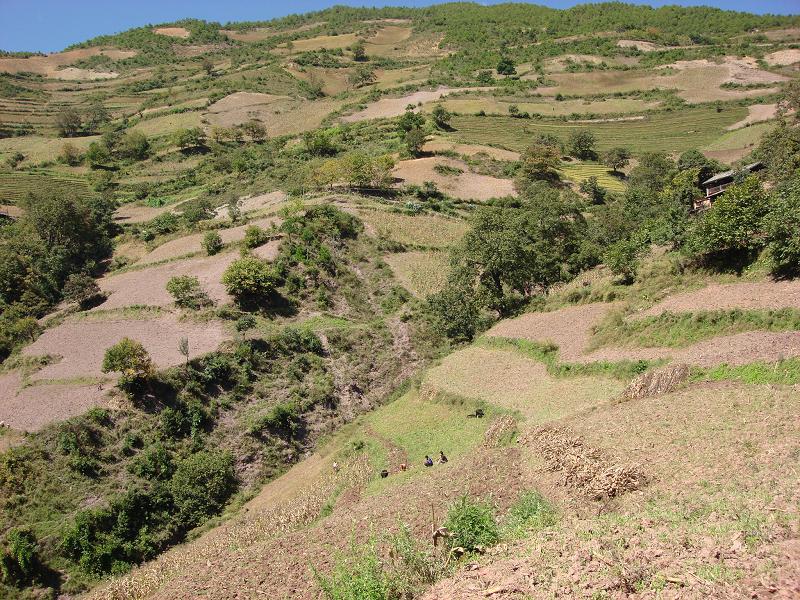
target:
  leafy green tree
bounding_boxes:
[602,147,631,173]
[579,176,606,204]
[496,57,516,76]
[431,104,451,129]
[84,101,110,133]
[687,176,770,261]
[118,131,151,161]
[628,152,675,194]
[514,142,561,192]
[348,64,376,88]
[604,237,644,284]
[243,225,270,248]
[85,141,112,168]
[202,231,223,255]
[0,528,40,586]
[166,275,211,309]
[677,149,720,185]
[304,129,338,156]
[55,107,82,137]
[397,108,424,133]
[102,338,154,395]
[222,257,279,308]
[169,450,236,529]
[752,121,800,183]
[173,127,207,151]
[426,277,480,342]
[568,130,596,160]
[404,127,426,157]
[235,314,257,339]
[764,176,800,277]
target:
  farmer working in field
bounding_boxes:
[424,455,434,467]
[438,450,448,464]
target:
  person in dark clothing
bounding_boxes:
[424,455,434,467]
[438,450,448,464]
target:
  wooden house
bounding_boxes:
[694,162,764,211]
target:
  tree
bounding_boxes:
[166,275,211,309]
[752,121,800,183]
[579,176,606,204]
[604,237,644,284]
[764,176,800,277]
[351,39,367,62]
[303,129,337,156]
[60,143,83,166]
[0,528,41,586]
[568,130,596,160]
[62,272,102,309]
[56,108,82,137]
[170,450,236,529]
[243,225,269,249]
[687,176,770,261]
[118,131,151,161]
[397,108,424,133]
[84,102,110,133]
[102,338,154,395]
[173,127,207,151]
[602,147,631,173]
[202,231,223,255]
[222,257,279,308]
[496,57,516,76]
[404,127,426,157]
[201,56,215,77]
[777,78,800,121]
[85,141,112,168]
[241,119,267,142]
[628,152,675,194]
[426,277,480,342]
[677,149,720,185]
[514,142,561,192]
[431,104,451,129]
[347,64,376,88]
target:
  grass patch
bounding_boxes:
[477,336,658,380]
[691,358,800,385]
[559,161,626,193]
[384,251,449,298]
[502,490,558,539]
[589,308,800,350]
[356,209,468,249]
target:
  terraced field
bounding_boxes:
[449,106,747,155]
[559,161,626,192]
[0,170,93,204]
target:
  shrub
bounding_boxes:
[60,142,83,166]
[169,450,236,529]
[0,528,40,586]
[764,176,800,277]
[166,275,211,309]
[222,257,279,308]
[202,231,223,255]
[243,225,269,249]
[62,272,102,309]
[443,495,499,552]
[604,237,644,284]
[101,338,154,395]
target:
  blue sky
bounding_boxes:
[1,0,798,53]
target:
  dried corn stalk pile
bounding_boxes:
[524,426,648,500]
[482,415,517,448]
[622,364,689,400]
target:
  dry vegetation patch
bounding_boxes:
[356,209,468,247]
[384,250,449,297]
[0,47,135,78]
[342,87,470,122]
[622,363,690,399]
[616,39,665,51]
[422,346,623,422]
[153,27,190,38]
[423,138,520,160]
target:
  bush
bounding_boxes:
[222,257,279,308]
[503,491,557,538]
[62,272,102,309]
[101,338,154,395]
[443,495,499,552]
[166,275,211,309]
[243,225,269,249]
[764,176,800,277]
[604,237,644,284]
[202,230,223,255]
[0,528,40,586]
[169,450,236,529]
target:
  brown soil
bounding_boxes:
[23,314,229,381]
[0,371,111,432]
[726,103,779,130]
[341,88,491,122]
[635,280,800,318]
[0,47,135,79]
[99,252,239,309]
[423,139,520,161]
[153,27,190,38]
[616,39,664,52]
[136,216,279,264]
[392,156,515,201]
[114,202,179,224]
[486,303,615,361]
[764,49,800,66]
[213,191,287,219]
[251,239,281,260]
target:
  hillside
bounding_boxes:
[1,2,799,599]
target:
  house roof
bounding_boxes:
[702,162,763,187]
